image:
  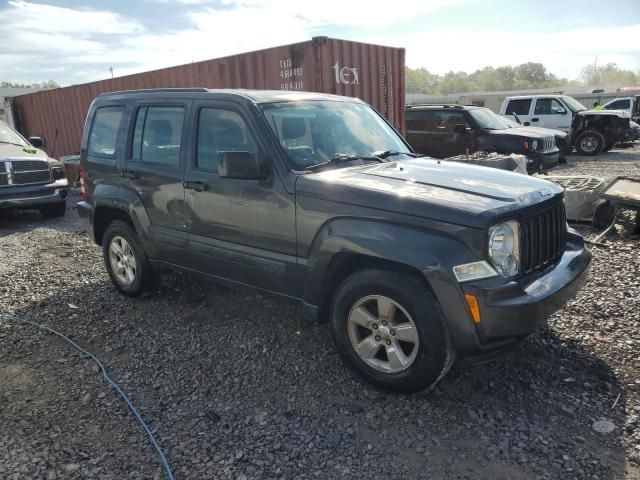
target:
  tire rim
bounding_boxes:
[580,136,599,153]
[108,236,137,286]
[347,295,420,373]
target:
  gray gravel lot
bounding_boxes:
[1,147,639,480]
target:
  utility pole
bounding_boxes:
[109,66,114,79]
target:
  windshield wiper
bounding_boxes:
[305,154,383,172]
[374,150,418,159]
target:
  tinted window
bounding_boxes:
[196,108,258,171]
[505,99,531,116]
[88,107,123,157]
[406,110,433,132]
[606,99,631,110]
[534,98,566,115]
[433,111,465,132]
[132,106,185,166]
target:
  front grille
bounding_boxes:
[0,159,51,186]
[12,160,48,172]
[520,201,567,274]
[538,137,555,152]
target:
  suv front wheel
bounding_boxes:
[331,269,454,393]
[575,130,605,155]
[102,220,155,297]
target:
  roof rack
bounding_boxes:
[407,104,464,109]
[98,88,209,97]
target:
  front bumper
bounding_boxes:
[0,179,69,209]
[459,233,591,363]
[526,149,560,174]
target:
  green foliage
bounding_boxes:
[0,80,60,89]
[580,62,640,86]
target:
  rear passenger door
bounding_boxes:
[122,101,191,260]
[182,101,297,296]
[503,98,533,125]
[405,110,434,156]
[531,98,571,132]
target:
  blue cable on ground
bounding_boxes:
[1,314,175,480]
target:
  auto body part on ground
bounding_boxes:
[593,176,640,241]
[444,151,528,174]
[546,176,607,221]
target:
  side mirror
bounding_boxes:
[28,136,45,148]
[556,107,567,115]
[453,124,467,134]
[219,151,268,180]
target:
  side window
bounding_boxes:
[607,99,630,110]
[131,106,185,166]
[534,98,565,115]
[196,108,258,172]
[506,99,531,116]
[406,110,432,132]
[433,111,465,132]
[88,106,124,158]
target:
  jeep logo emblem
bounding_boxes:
[333,62,359,85]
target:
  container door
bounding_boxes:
[182,100,297,296]
[531,98,571,132]
[122,101,190,262]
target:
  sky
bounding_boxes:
[1,0,639,86]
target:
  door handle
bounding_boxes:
[531,118,539,122]
[120,170,139,179]
[183,180,208,192]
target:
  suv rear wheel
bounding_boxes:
[102,220,155,297]
[330,268,454,393]
[575,130,605,155]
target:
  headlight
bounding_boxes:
[488,220,520,277]
[52,167,66,180]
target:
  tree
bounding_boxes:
[580,62,639,86]
[0,80,60,89]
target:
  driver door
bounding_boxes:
[182,101,297,295]
[531,98,571,132]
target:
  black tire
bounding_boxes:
[102,220,155,297]
[592,200,616,230]
[39,202,66,218]
[330,268,454,393]
[575,130,605,156]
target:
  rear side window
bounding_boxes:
[534,98,565,115]
[606,99,631,110]
[196,108,258,172]
[433,111,465,132]
[88,107,124,158]
[505,99,531,116]
[406,110,433,132]
[131,106,185,166]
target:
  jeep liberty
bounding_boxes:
[77,89,591,392]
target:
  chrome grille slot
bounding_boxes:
[0,159,51,186]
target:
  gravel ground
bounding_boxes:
[1,146,639,480]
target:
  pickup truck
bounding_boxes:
[500,95,629,155]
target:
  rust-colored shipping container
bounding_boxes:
[13,37,405,159]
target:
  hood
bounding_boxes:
[508,125,566,137]
[296,158,563,229]
[0,143,48,160]
[578,109,630,119]
[487,127,554,139]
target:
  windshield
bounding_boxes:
[467,108,512,130]
[0,121,28,147]
[562,96,587,113]
[261,101,410,169]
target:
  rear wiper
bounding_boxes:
[305,154,383,172]
[374,150,419,159]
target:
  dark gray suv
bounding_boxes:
[77,88,591,392]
